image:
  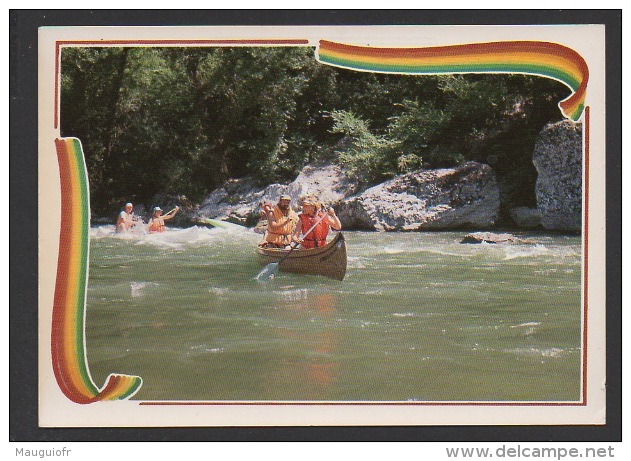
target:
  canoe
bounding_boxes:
[196,218,247,231]
[256,232,347,281]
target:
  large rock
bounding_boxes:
[195,162,356,225]
[284,163,357,206]
[336,161,500,231]
[532,120,582,231]
[460,232,533,244]
[195,177,279,225]
[509,207,542,229]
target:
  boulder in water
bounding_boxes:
[509,207,542,229]
[460,232,531,244]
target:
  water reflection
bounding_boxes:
[270,292,340,400]
[306,294,339,399]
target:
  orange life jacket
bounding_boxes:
[299,212,329,249]
[263,205,298,246]
[148,217,165,233]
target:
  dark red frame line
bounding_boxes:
[582,106,590,403]
[53,39,590,408]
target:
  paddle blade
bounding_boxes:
[255,263,279,281]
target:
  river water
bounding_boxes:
[86,226,582,402]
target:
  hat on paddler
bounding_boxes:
[153,206,162,212]
[279,194,291,201]
[125,202,133,207]
[301,196,316,206]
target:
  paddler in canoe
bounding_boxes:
[292,196,341,249]
[256,195,346,281]
[116,202,141,233]
[259,194,299,249]
[147,206,180,233]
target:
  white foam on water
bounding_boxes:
[413,240,578,264]
[190,344,225,353]
[90,225,147,239]
[380,246,406,254]
[130,281,159,297]
[209,287,231,296]
[91,225,258,250]
[417,247,467,258]
[354,241,472,260]
[90,225,117,238]
[347,256,368,269]
[510,322,541,336]
[503,244,551,260]
[275,288,309,302]
[360,321,379,328]
[510,322,541,328]
[135,238,184,250]
[137,227,202,247]
[503,347,565,358]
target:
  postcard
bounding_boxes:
[38,23,607,427]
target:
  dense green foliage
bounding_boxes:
[61,47,567,217]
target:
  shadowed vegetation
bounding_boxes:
[61,47,568,218]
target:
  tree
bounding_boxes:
[61,46,568,219]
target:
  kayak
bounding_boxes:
[197,218,247,231]
[256,232,347,281]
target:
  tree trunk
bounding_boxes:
[104,48,129,159]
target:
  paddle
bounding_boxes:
[163,206,179,218]
[255,209,330,281]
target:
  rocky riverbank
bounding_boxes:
[186,119,582,233]
[100,119,583,234]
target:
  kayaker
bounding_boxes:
[116,202,139,233]
[148,206,180,233]
[293,196,341,249]
[259,194,299,249]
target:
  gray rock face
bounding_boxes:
[336,162,500,231]
[509,207,542,229]
[284,163,357,207]
[195,163,356,225]
[195,177,280,225]
[532,121,582,231]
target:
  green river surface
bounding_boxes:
[86,225,582,402]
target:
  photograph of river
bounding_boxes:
[38,22,608,424]
[85,227,582,401]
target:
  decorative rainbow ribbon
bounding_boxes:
[53,138,142,403]
[317,40,588,121]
